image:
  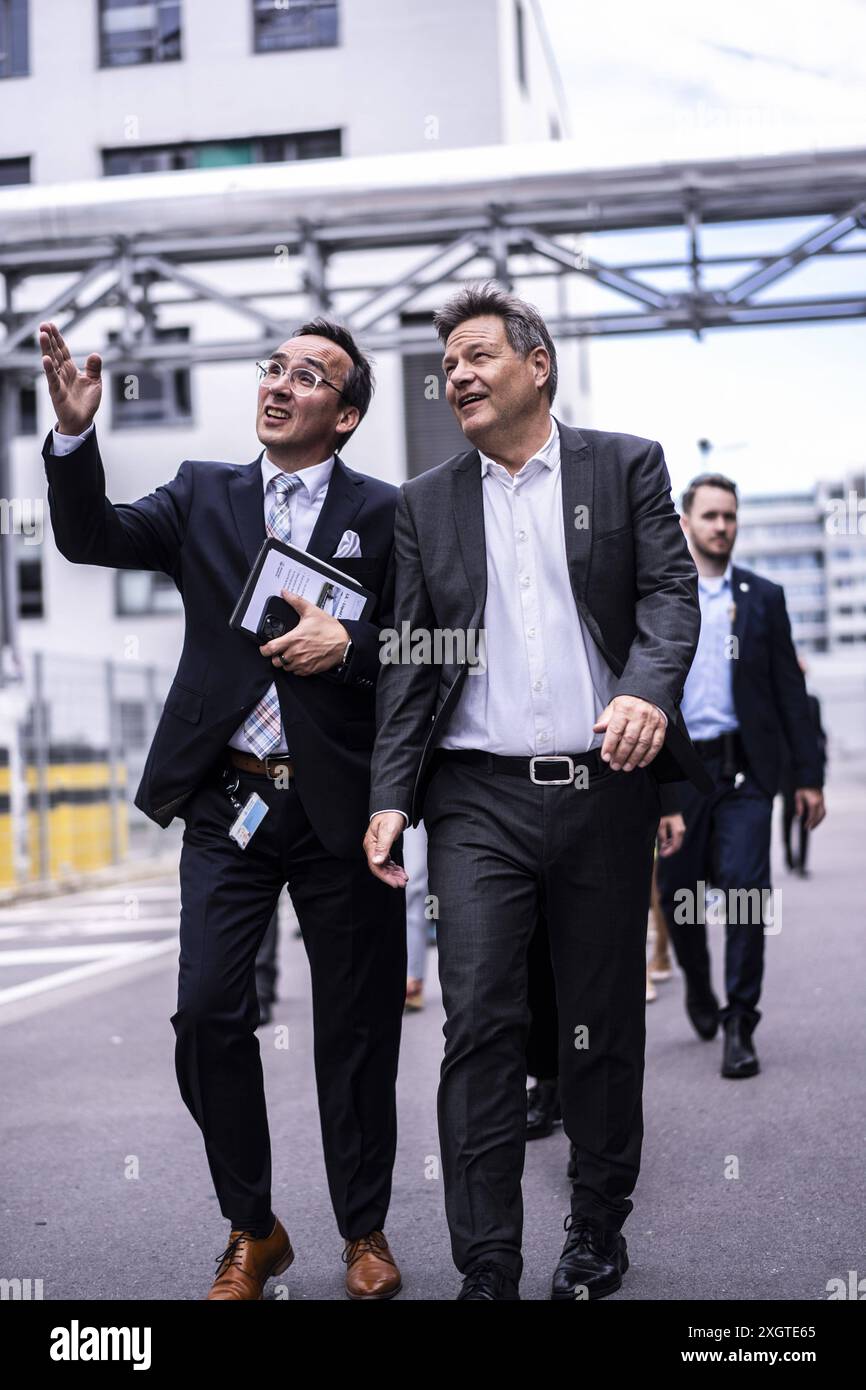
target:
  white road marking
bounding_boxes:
[0,939,178,1008]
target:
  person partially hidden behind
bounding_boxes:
[39,317,406,1300]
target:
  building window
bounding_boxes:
[102,128,341,176]
[117,699,148,748]
[108,325,192,429]
[16,534,42,618]
[514,0,527,93]
[12,382,36,435]
[0,0,28,79]
[400,316,469,481]
[253,0,338,53]
[99,0,181,68]
[116,570,183,616]
[0,154,30,183]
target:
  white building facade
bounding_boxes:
[1,0,573,668]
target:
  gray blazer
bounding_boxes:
[370,417,714,825]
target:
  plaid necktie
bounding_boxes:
[243,472,303,758]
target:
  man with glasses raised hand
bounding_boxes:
[39,318,406,1301]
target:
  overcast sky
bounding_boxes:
[538,0,866,498]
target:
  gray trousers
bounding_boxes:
[423,752,660,1280]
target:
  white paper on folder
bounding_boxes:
[240,544,368,635]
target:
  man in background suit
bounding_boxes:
[39,317,405,1301]
[364,282,712,1300]
[655,473,826,1078]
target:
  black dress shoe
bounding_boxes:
[566,1142,578,1182]
[526,1079,561,1139]
[551,1216,628,1300]
[457,1262,520,1300]
[721,1016,760,1078]
[685,978,720,1040]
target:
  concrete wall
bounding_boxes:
[2,0,568,665]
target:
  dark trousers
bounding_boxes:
[170,763,406,1239]
[255,908,279,1006]
[655,752,772,1033]
[423,753,660,1280]
[526,912,558,1081]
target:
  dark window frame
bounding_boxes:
[0,154,30,184]
[0,0,29,80]
[115,569,183,617]
[252,0,339,54]
[16,531,43,619]
[14,381,37,435]
[107,325,194,431]
[98,0,182,69]
[514,0,527,93]
[102,128,341,176]
[400,313,469,482]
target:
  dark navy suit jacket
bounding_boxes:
[43,428,398,859]
[727,563,824,797]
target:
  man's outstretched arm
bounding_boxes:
[40,320,190,575]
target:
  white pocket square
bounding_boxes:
[334,529,362,559]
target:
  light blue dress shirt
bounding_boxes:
[680,559,740,741]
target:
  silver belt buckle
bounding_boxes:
[529,755,574,785]
[263,754,292,779]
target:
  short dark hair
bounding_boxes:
[680,472,739,515]
[288,317,375,451]
[432,281,558,403]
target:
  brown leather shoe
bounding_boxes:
[205,1218,294,1300]
[343,1230,402,1299]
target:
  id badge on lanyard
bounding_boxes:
[222,769,269,850]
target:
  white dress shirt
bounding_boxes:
[374,418,667,825]
[440,418,664,754]
[50,422,334,757]
[227,452,334,754]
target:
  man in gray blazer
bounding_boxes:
[364,283,712,1300]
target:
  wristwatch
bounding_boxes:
[333,637,354,676]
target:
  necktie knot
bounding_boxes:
[267,471,302,542]
[271,472,301,501]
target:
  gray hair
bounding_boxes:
[432,281,558,403]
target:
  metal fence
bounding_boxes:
[0,652,179,892]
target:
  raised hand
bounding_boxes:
[39,320,103,436]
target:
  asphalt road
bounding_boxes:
[2,773,863,1302]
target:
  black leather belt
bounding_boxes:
[435,748,606,784]
[692,731,741,760]
[692,730,745,778]
[228,749,294,779]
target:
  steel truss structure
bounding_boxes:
[1,140,865,666]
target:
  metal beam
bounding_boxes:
[0,143,864,369]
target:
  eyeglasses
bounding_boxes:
[256,359,345,399]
